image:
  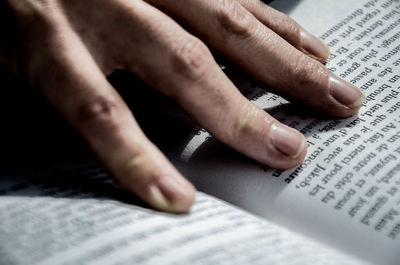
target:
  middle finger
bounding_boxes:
[146,0,365,117]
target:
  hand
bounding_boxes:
[0,0,364,213]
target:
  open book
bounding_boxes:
[1,0,400,264]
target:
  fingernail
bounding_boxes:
[147,176,193,212]
[301,29,330,61]
[147,185,171,211]
[158,176,190,203]
[270,124,306,159]
[329,75,365,108]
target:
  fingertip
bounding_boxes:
[269,123,307,160]
[277,142,308,170]
[255,123,308,170]
[112,148,196,214]
[329,74,365,109]
[325,74,365,118]
[130,174,196,214]
[300,29,330,63]
[273,140,308,170]
[129,173,195,214]
[156,175,196,213]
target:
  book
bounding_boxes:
[1,0,399,264]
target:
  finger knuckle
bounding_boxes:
[123,153,149,176]
[75,97,125,133]
[119,151,160,188]
[278,17,301,43]
[226,103,261,142]
[216,0,256,38]
[270,10,299,32]
[8,1,68,81]
[290,53,327,87]
[173,37,211,83]
[283,16,300,34]
[9,0,58,24]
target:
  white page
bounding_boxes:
[0,165,366,265]
[167,0,400,264]
[0,1,396,264]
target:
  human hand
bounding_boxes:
[0,0,364,213]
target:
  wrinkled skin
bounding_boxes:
[0,0,364,213]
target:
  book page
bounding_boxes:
[0,165,365,265]
[163,0,400,264]
[0,0,395,264]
